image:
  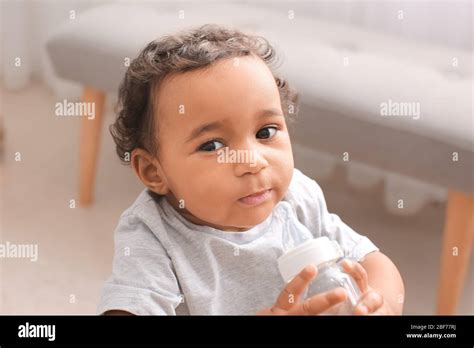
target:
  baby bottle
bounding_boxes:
[275,202,361,315]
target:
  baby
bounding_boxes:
[98,25,404,315]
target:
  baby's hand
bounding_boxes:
[341,259,392,315]
[257,265,348,315]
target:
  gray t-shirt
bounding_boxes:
[97,168,379,315]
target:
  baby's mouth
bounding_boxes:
[238,188,272,206]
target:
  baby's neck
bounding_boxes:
[164,192,250,232]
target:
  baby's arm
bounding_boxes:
[344,251,405,315]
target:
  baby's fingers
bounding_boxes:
[274,265,318,311]
[289,287,347,315]
[354,290,384,315]
[341,259,368,293]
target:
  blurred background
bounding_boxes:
[0,0,472,315]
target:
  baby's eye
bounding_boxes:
[256,126,278,139]
[198,140,225,152]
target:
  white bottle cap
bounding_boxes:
[278,236,344,283]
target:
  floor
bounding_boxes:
[1,82,472,314]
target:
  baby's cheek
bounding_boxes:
[274,157,294,198]
[188,183,232,218]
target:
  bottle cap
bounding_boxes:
[278,236,344,283]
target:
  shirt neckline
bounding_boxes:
[159,195,276,244]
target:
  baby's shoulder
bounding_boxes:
[283,168,325,207]
[113,189,170,249]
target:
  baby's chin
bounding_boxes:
[222,199,277,231]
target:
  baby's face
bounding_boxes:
[155,55,294,231]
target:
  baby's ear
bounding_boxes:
[131,148,169,195]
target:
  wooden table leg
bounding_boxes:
[436,191,474,314]
[79,87,106,206]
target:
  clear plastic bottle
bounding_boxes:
[275,202,361,315]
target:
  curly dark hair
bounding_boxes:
[110,24,299,164]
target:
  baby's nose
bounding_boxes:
[232,148,269,176]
